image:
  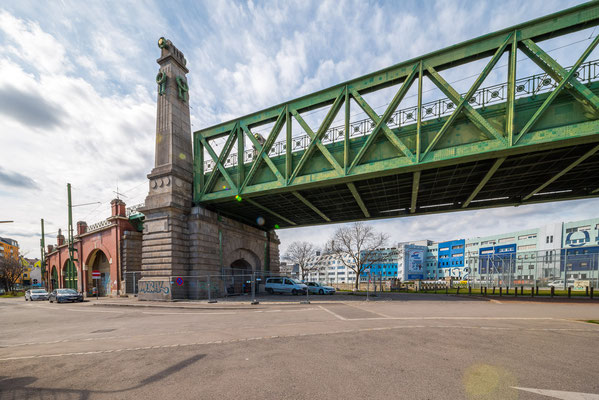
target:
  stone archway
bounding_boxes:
[87,250,110,296]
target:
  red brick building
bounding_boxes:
[45,199,142,296]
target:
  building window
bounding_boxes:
[566,227,577,234]
[518,244,536,251]
[498,237,515,243]
[578,225,591,231]
[518,234,537,240]
[452,245,464,250]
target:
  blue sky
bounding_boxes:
[1,0,598,256]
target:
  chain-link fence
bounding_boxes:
[124,271,142,295]
[166,269,302,301]
[464,250,599,290]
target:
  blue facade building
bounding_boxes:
[437,239,465,278]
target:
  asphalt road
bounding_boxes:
[1,295,598,399]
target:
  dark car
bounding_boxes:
[49,289,83,303]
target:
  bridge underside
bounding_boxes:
[194,2,599,230]
[204,140,599,229]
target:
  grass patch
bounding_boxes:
[584,320,599,324]
[0,291,25,298]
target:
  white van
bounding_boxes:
[265,277,307,295]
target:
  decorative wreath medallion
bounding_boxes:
[156,71,167,95]
[176,76,189,102]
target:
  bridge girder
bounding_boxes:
[193,2,599,230]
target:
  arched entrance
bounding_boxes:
[226,258,253,295]
[87,250,110,296]
[51,266,58,291]
[62,259,78,290]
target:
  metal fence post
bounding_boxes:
[208,275,217,303]
[251,272,259,305]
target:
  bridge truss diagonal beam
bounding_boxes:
[347,183,370,218]
[200,125,239,196]
[522,143,599,201]
[240,108,287,192]
[348,64,419,172]
[515,35,599,144]
[241,124,286,186]
[289,89,346,184]
[292,192,331,222]
[519,38,599,114]
[462,157,506,208]
[244,198,297,226]
[421,33,513,161]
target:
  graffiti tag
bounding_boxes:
[139,281,170,295]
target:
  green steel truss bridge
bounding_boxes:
[194,2,599,230]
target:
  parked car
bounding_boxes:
[25,289,49,301]
[265,277,307,295]
[305,282,336,295]
[49,289,83,303]
[548,279,575,288]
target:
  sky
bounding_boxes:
[1,0,598,257]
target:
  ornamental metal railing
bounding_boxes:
[204,58,599,172]
[86,219,112,233]
[126,203,145,217]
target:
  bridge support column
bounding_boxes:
[139,38,280,301]
[139,38,193,301]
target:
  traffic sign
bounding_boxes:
[92,271,101,278]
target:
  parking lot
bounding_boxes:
[1,295,599,399]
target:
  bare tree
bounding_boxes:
[0,256,25,294]
[283,241,320,281]
[326,222,389,289]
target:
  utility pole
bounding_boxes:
[40,218,46,289]
[67,183,79,292]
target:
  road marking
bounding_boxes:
[317,305,346,320]
[343,302,393,318]
[1,324,598,361]
[141,311,237,315]
[31,304,124,314]
[512,387,599,399]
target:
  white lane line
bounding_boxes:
[31,304,124,314]
[141,311,237,315]
[2,324,598,362]
[343,302,393,318]
[317,305,346,320]
[512,386,599,399]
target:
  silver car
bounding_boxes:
[25,289,49,301]
[49,289,83,303]
[306,282,336,295]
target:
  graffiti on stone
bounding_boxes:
[139,280,170,295]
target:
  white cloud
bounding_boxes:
[0,0,595,258]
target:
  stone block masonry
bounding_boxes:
[138,38,279,301]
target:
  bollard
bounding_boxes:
[585,287,589,297]
[550,286,554,298]
[251,273,259,305]
[521,285,524,296]
[568,287,571,299]
[457,287,460,295]
[468,286,472,296]
[536,286,539,296]
[590,286,594,299]
[499,287,502,297]
[531,286,534,298]
[480,287,483,295]
[445,286,448,295]
[514,286,518,297]
[492,286,496,295]
[484,287,487,296]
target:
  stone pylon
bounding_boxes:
[138,38,192,300]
